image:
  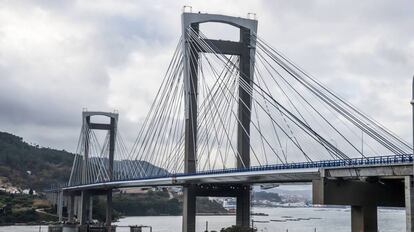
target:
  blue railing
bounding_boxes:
[62,154,413,189]
[175,154,414,177]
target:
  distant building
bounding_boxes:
[120,187,150,194]
[222,198,236,213]
[22,189,37,195]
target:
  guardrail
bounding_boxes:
[48,154,414,191]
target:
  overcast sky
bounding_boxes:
[0,0,413,153]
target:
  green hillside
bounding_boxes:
[0,131,230,223]
[0,132,74,190]
[0,132,170,190]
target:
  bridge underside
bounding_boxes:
[312,164,414,231]
[63,170,318,192]
[63,163,412,192]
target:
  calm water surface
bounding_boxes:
[0,207,405,232]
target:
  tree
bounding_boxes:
[220,225,256,232]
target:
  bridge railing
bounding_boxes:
[174,154,413,177]
[60,154,413,189]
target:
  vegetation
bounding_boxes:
[219,225,257,232]
[91,197,122,222]
[0,131,229,224]
[196,197,228,214]
[252,191,282,202]
[0,191,56,224]
[0,131,169,190]
[0,132,74,190]
[112,190,181,216]
[109,190,227,216]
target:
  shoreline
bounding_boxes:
[0,222,49,227]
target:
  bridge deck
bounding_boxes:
[61,155,414,192]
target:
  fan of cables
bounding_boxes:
[69,26,412,186]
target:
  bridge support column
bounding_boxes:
[351,205,377,232]
[106,190,113,231]
[75,196,80,221]
[57,190,64,222]
[313,177,405,232]
[406,176,414,232]
[68,194,75,223]
[89,196,93,222]
[79,190,91,225]
[236,186,250,227]
[183,185,196,232]
[53,192,58,211]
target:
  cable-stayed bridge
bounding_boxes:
[47,11,414,232]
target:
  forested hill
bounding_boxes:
[0,132,74,190]
[0,131,170,191]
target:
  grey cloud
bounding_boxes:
[0,0,412,154]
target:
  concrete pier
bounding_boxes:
[236,186,250,228]
[351,205,377,232]
[406,176,414,232]
[182,185,196,232]
[106,190,113,231]
[79,190,91,225]
[58,191,64,222]
[313,177,405,232]
[68,195,75,223]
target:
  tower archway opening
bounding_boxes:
[199,22,240,42]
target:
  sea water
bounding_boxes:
[0,207,405,232]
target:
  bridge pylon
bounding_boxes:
[68,111,118,230]
[181,11,257,232]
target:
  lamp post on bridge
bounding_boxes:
[411,76,414,154]
[408,76,414,232]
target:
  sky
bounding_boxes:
[0,0,413,153]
